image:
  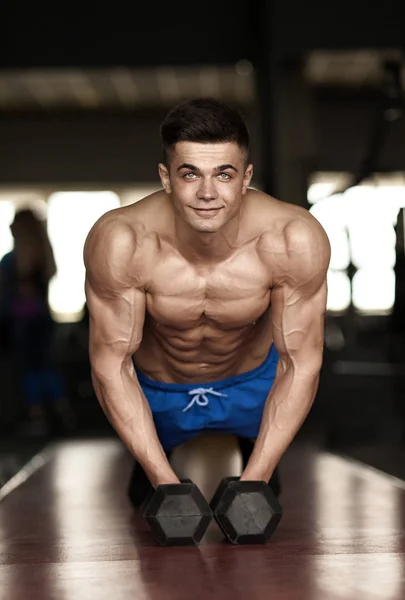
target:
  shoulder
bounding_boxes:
[84,192,165,290]
[250,190,330,286]
[248,188,329,250]
[283,206,331,263]
[85,191,166,254]
[84,208,138,268]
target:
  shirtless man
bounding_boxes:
[84,98,330,504]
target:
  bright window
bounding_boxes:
[47,191,120,322]
[0,202,15,259]
[352,268,396,313]
[326,270,352,312]
[308,173,405,314]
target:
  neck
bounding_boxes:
[174,212,241,264]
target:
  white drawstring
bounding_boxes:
[182,387,228,412]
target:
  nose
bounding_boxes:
[196,177,218,201]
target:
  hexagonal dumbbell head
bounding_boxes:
[211,477,282,545]
[142,479,213,547]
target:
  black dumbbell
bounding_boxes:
[142,479,213,547]
[210,476,282,545]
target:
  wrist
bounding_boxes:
[240,470,270,483]
[144,460,181,488]
[241,444,279,483]
[240,463,275,483]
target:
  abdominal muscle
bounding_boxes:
[133,312,273,384]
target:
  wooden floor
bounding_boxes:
[0,433,405,600]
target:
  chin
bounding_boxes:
[189,218,224,233]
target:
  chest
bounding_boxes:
[146,253,271,329]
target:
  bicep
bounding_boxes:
[83,215,146,376]
[268,213,330,370]
[85,276,146,376]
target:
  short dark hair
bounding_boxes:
[160,97,250,165]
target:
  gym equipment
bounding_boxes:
[210,476,282,545]
[142,479,213,547]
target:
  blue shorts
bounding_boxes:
[135,344,279,451]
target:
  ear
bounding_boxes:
[158,163,171,194]
[242,164,254,194]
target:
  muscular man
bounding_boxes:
[84,98,330,504]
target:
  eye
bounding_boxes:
[184,172,198,180]
[218,173,231,180]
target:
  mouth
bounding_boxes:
[191,207,223,216]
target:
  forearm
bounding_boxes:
[241,363,320,482]
[91,361,180,487]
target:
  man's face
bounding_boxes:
[159,141,253,233]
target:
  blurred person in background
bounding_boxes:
[0,208,76,435]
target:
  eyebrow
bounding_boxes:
[177,163,238,173]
